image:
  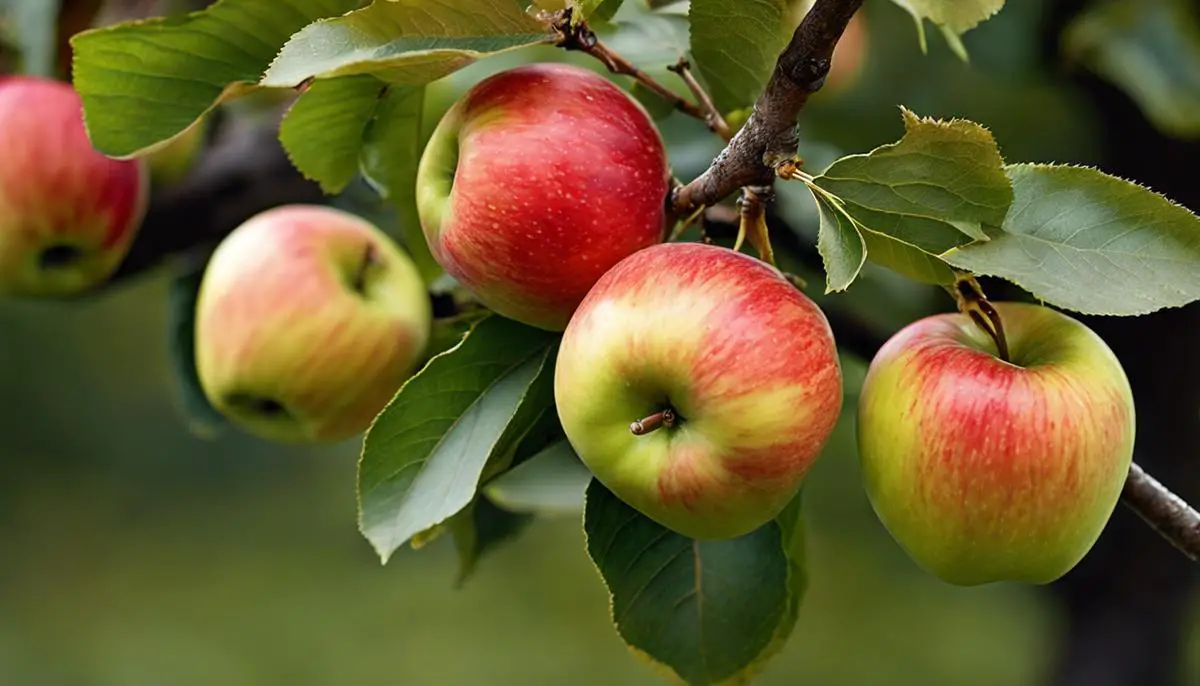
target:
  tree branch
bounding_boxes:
[1121,463,1200,561]
[671,0,865,215]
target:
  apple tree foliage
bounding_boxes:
[8,0,1197,683]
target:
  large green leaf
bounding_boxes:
[943,164,1200,315]
[890,0,1005,60]
[359,83,442,284]
[814,108,1013,246]
[583,480,800,686]
[688,0,788,114]
[860,228,957,285]
[447,494,535,586]
[0,0,60,77]
[1063,0,1200,140]
[358,315,559,563]
[261,0,556,88]
[485,441,593,514]
[812,190,866,292]
[70,0,364,157]
[279,75,385,195]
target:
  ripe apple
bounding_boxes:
[0,75,148,297]
[554,242,844,539]
[194,204,432,444]
[856,302,1136,586]
[416,62,671,331]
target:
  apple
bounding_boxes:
[194,204,432,444]
[0,75,148,297]
[416,62,671,331]
[856,301,1136,586]
[554,242,844,539]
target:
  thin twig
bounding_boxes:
[554,13,717,132]
[668,58,733,141]
[1121,463,1200,561]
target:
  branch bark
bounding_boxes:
[1121,463,1200,561]
[671,0,865,215]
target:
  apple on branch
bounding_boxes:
[416,62,671,331]
[194,205,432,444]
[0,75,149,297]
[555,242,845,540]
[856,301,1136,586]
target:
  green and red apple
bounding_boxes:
[416,62,671,331]
[555,242,845,540]
[857,302,1136,586]
[194,204,432,444]
[0,75,148,297]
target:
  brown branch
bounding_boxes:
[667,58,732,141]
[554,14,723,136]
[1121,463,1200,561]
[671,0,865,215]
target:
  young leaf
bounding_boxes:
[70,0,365,157]
[485,441,593,515]
[0,0,60,78]
[165,257,227,439]
[279,75,386,195]
[943,163,1200,316]
[261,0,557,89]
[448,494,535,586]
[358,315,559,563]
[813,108,1013,248]
[688,0,788,114]
[359,84,441,284]
[811,190,866,292]
[889,0,1005,60]
[583,480,796,686]
[1062,0,1200,140]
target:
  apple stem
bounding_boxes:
[952,274,1011,363]
[630,408,677,436]
[351,243,378,295]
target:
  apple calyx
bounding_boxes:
[629,407,678,436]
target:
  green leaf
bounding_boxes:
[860,228,957,285]
[688,0,788,114]
[485,441,593,514]
[165,257,227,439]
[70,0,364,158]
[448,494,535,586]
[583,480,793,686]
[890,0,1005,59]
[594,0,695,108]
[261,0,556,89]
[359,83,442,284]
[814,108,1013,249]
[358,315,559,563]
[1063,0,1200,140]
[0,0,60,78]
[943,163,1200,315]
[279,75,385,195]
[811,190,866,292]
[590,0,626,21]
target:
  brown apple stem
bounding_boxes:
[1121,463,1200,561]
[630,408,677,436]
[952,274,1011,363]
[553,13,724,138]
[351,243,378,294]
[667,58,734,142]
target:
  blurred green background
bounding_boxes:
[2,0,1198,684]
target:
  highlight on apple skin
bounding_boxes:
[0,75,149,298]
[416,62,671,332]
[856,302,1136,586]
[554,242,845,540]
[194,205,432,444]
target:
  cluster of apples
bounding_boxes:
[0,64,1137,588]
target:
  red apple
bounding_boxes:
[194,205,432,444]
[555,242,844,539]
[0,75,148,297]
[856,302,1136,585]
[416,62,671,331]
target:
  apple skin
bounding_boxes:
[416,62,671,331]
[194,205,432,444]
[0,75,149,297]
[856,302,1136,586]
[555,242,844,540]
